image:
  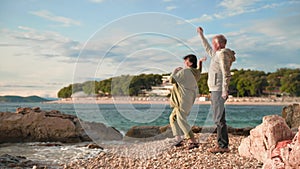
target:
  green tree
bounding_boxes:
[280,70,300,96]
[95,78,112,95]
[111,75,132,96]
[72,83,83,93]
[197,73,209,95]
[57,68,300,98]
[237,77,251,97]
[82,81,97,95]
[229,69,244,96]
[233,69,267,97]
[57,85,72,98]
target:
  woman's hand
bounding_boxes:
[199,56,207,62]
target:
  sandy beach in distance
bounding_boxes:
[47,96,300,106]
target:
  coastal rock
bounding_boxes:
[81,121,123,142]
[124,125,173,142]
[192,126,252,136]
[124,125,252,142]
[86,143,104,149]
[238,115,294,163]
[0,154,36,168]
[0,107,123,143]
[262,126,300,169]
[126,126,162,138]
[282,103,300,129]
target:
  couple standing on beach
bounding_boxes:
[169,27,236,153]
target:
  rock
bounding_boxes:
[86,143,104,149]
[126,125,252,138]
[262,126,300,169]
[81,121,123,142]
[16,107,33,114]
[0,107,123,143]
[238,115,294,162]
[0,154,35,168]
[32,107,41,112]
[126,126,162,138]
[124,125,252,143]
[34,143,63,146]
[282,103,300,129]
[65,133,263,169]
[192,126,252,136]
[124,125,173,142]
[287,127,300,168]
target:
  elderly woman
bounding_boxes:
[169,54,206,150]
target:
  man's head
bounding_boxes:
[183,54,197,68]
[212,34,227,51]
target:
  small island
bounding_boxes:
[0,95,50,103]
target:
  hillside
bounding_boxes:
[0,95,50,103]
[57,68,300,98]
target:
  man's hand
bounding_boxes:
[222,91,228,100]
[197,27,203,35]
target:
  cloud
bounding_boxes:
[184,14,213,23]
[89,0,105,3]
[166,6,177,11]
[0,81,64,98]
[30,10,81,27]
[0,27,83,97]
[185,9,300,72]
[216,0,281,18]
[185,1,295,23]
[2,26,82,60]
[224,13,300,71]
[219,0,260,13]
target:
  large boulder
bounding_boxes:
[0,107,123,143]
[238,115,294,162]
[282,103,300,130]
[0,154,37,168]
[262,126,300,169]
[124,125,252,142]
[81,121,123,142]
[124,125,173,141]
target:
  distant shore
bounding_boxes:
[46,96,299,106]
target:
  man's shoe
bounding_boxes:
[208,146,230,153]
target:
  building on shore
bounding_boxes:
[145,75,173,97]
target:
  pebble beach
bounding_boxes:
[48,96,300,106]
[65,133,262,169]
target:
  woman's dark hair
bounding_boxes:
[183,54,197,68]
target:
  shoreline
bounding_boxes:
[46,97,299,106]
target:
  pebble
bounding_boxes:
[64,133,262,169]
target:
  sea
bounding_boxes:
[0,102,284,167]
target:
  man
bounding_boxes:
[169,54,206,150]
[197,27,236,153]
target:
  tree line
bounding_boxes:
[57,74,163,98]
[57,68,300,98]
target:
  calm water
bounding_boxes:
[0,102,283,133]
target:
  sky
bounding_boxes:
[0,0,299,98]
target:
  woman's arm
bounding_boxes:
[197,56,207,72]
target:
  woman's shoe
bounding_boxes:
[173,140,184,147]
